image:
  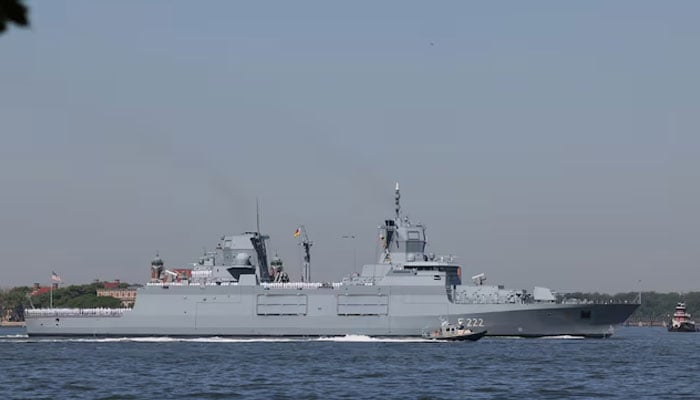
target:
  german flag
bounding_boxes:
[294,228,301,238]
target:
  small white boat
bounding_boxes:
[423,319,487,341]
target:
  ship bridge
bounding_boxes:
[378,183,434,265]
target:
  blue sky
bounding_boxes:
[1,1,699,292]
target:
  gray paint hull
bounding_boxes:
[25,285,638,338]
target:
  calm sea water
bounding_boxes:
[1,326,698,399]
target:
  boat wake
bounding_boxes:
[486,335,585,340]
[540,335,585,340]
[4,333,587,343]
[8,335,434,344]
[0,334,29,339]
[315,335,429,343]
[27,337,306,343]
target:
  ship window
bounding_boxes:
[580,310,591,319]
[408,231,420,239]
[224,240,232,248]
[406,240,423,253]
[444,267,462,286]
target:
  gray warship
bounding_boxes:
[25,184,638,337]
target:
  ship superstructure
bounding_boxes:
[25,184,639,337]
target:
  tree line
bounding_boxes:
[1,282,125,322]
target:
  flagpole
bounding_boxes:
[50,271,60,308]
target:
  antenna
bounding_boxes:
[256,197,261,234]
[395,182,401,220]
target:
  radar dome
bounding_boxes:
[151,253,164,267]
[270,254,283,267]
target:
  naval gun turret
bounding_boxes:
[188,231,274,284]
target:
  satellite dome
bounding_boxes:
[151,253,164,267]
[270,254,283,267]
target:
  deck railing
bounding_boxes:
[25,308,131,318]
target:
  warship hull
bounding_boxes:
[25,285,638,338]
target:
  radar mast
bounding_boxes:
[296,225,313,282]
[395,182,401,221]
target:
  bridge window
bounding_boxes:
[410,265,462,286]
[406,240,423,253]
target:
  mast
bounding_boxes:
[379,183,401,260]
[296,225,313,282]
[395,182,401,221]
[378,183,429,264]
[256,197,261,235]
[250,198,272,282]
